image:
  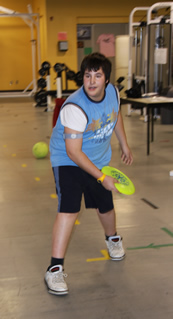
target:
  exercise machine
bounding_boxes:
[127,2,173,118]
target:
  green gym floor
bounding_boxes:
[0,98,173,319]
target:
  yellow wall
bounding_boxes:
[0,1,36,90]
[32,0,47,63]
[0,0,169,91]
[43,0,164,89]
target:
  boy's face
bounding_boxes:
[83,67,107,101]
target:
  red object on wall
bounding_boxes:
[52,98,66,127]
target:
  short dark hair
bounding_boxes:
[80,52,112,82]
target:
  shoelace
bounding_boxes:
[108,240,122,252]
[52,272,68,284]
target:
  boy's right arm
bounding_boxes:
[64,126,119,192]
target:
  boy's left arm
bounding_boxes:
[114,111,133,165]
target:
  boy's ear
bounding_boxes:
[105,79,109,87]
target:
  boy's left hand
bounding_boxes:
[121,147,133,165]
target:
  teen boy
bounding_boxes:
[45,53,133,295]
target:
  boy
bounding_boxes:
[45,53,133,295]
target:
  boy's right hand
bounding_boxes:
[102,175,120,193]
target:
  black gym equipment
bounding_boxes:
[41,61,51,74]
[54,63,66,75]
[35,89,47,106]
[39,68,46,77]
[37,78,47,89]
[35,61,51,107]
[115,76,125,92]
[35,61,83,108]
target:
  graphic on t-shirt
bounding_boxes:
[86,110,117,143]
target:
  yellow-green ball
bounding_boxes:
[32,142,49,159]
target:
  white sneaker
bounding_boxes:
[105,235,125,260]
[45,265,68,295]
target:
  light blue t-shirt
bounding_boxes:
[50,83,119,169]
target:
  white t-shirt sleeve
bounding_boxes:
[60,104,87,132]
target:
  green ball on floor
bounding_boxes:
[32,142,49,159]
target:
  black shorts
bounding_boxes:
[53,166,114,214]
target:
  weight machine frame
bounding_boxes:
[128,6,150,93]
[127,7,150,117]
[127,2,173,116]
[0,5,41,98]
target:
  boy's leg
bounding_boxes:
[45,166,82,295]
[96,208,116,236]
[96,208,125,261]
[52,212,79,258]
[45,212,78,295]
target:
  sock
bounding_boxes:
[47,257,64,271]
[105,232,117,241]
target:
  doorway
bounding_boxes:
[77,23,128,84]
